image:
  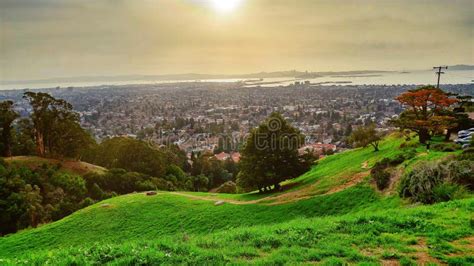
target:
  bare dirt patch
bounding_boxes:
[449,236,474,257]
[361,161,369,169]
[410,238,444,265]
[326,171,370,195]
[170,170,370,206]
[381,259,400,266]
[384,167,404,195]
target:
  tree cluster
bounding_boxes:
[0,92,94,159]
[0,160,92,235]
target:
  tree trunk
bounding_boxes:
[371,142,379,152]
[2,128,11,157]
[444,128,452,141]
[36,131,45,157]
[418,129,430,144]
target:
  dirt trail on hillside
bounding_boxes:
[168,192,261,205]
[168,170,370,206]
[361,161,369,169]
[326,171,370,195]
[384,167,404,195]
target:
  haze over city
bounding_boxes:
[1,0,473,82]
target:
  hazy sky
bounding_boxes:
[1,0,473,81]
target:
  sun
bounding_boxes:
[210,0,243,14]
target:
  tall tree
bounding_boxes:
[348,124,383,152]
[0,101,19,157]
[23,92,92,158]
[237,113,315,192]
[392,86,458,144]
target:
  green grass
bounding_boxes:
[0,135,471,265]
[1,197,472,265]
[0,185,385,257]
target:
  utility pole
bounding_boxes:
[433,66,448,88]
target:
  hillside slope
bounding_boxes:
[3,156,106,176]
[0,136,472,265]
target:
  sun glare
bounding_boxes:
[211,0,243,14]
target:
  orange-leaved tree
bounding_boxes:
[392,86,457,144]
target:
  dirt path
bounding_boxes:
[168,170,371,206]
[384,167,404,195]
[361,161,369,169]
[326,171,370,195]
[168,192,261,205]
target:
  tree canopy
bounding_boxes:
[349,124,383,152]
[22,92,94,158]
[392,86,458,144]
[0,101,19,157]
[237,113,315,192]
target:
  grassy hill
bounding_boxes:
[3,156,106,176]
[0,136,472,265]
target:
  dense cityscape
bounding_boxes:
[1,82,472,161]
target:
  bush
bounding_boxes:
[372,168,391,190]
[135,180,156,191]
[443,160,474,190]
[399,160,472,204]
[399,162,444,204]
[80,197,95,208]
[215,181,237,194]
[432,183,467,203]
[457,147,474,161]
[431,143,460,152]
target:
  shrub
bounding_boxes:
[399,162,444,204]
[399,160,472,204]
[390,154,406,165]
[457,147,474,161]
[80,197,95,208]
[432,183,467,203]
[135,180,157,191]
[431,143,460,152]
[442,160,474,190]
[372,168,391,190]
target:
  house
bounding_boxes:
[214,152,241,163]
[298,143,337,155]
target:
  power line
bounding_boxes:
[433,66,448,88]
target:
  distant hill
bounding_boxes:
[1,70,391,86]
[448,64,474,71]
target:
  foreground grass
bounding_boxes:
[0,185,386,257]
[0,135,469,265]
[1,198,472,265]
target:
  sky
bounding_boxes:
[1,0,473,81]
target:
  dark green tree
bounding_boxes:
[237,113,314,192]
[23,92,94,158]
[0,101,19,157]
